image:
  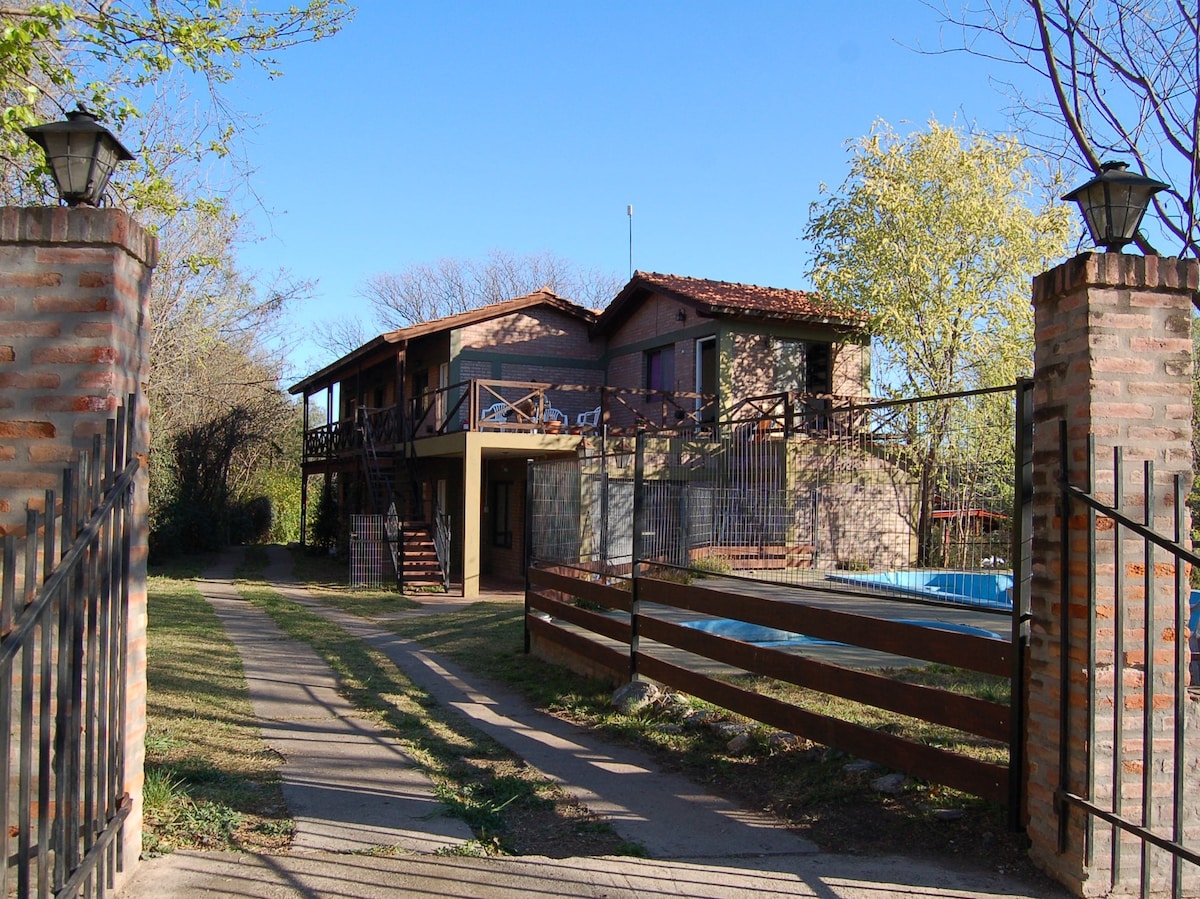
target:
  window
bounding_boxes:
[771,339,832,394]
[491,481,512,548]
[645,346,675,393]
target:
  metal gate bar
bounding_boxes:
[1057,423,1200,896]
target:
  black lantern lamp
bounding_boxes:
[23,107,134,207]
[1062,161,1169,252]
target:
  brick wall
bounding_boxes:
[831,341,869,396]
[1026,252,1199,896]
[604,292,696,399]
[462,307,601,359]
[0,206,155,888]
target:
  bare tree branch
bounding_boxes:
[360,250,622,332]
[927,0,1198,259]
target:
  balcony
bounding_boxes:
[302,379,718,464]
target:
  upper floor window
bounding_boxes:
[772,339,832,394]
[645,346,675,393]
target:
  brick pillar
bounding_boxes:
[1027,252,1199,896]
[0,206,155,885]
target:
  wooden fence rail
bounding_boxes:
[526,564,1013,805]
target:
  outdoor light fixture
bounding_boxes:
[23,107,134,207]
[1062,161,1168,252]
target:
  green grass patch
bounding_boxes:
[373,593,1017,854]
[232,569,632,857]
[144,566,290,855]
[286,546,422,615]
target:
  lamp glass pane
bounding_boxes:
[88,139,121,201]
[1079,184,1111,246]
[44,131,104,201]
[1108,183,1154,241]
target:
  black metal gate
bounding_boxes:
[1057,423,1200,896]
[1,399,140,898]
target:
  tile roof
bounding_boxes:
[382,288,595,342]
[593,271,861,335]
[289,288,595,395]
[632,272,844,318]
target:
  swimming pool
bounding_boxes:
[825,570,1014,610]
[679,616,1003,647]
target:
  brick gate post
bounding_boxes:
[0,206,155,887]
[1027,252,1199,896]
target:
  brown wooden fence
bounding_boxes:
[526,563,1014,807]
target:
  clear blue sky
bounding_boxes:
[231,1,1048,376]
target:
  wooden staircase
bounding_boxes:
[399,521,445,590]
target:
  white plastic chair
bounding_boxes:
[543,407,566,424]
[576,406,601,428]
[479,401,511,429]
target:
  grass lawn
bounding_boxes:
[145,545,1051,886]
[235,545,640,857]
[143,558,291,854]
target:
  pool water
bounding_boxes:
[825,570,1014,610]
[680,616,1002,647]
[681,586,1196,650]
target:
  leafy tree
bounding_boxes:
[806,119,1070,565]
[147,337,300,554]
[0,3,349,555]
[307,477,339,553]
[142,200,306,554]
[805,119,1071,397]
[0,0,352,211]
[929,0,1198,259]
[360,249,623,331]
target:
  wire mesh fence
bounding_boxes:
[350,514,393,588]
[529,384,1027,608]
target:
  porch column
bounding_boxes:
[462,432,482,597]
[1026,252,1199,896]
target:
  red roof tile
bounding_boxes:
[634,272,835,317]
[595,272,861,334]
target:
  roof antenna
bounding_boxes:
[627,204,633,278]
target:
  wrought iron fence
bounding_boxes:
[1057,426,1200,897]
[530,384,1026,605]
[1,400,140,898]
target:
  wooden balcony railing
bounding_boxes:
[302,379,721,463]
[301,381,883,465]
[724,391,873,440]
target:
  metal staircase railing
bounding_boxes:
[360,403,452,591]
[433,509,451,592]
[358,408,394,516]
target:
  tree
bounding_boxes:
[0,3,350,554]
[361,249,623,331]
[0,1,352,211]
[929,0,1199,259]
[145,202,306,555]
[805,119,1070,565]
[805,118,1071,397]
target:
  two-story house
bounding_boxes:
[289,272,868,596]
